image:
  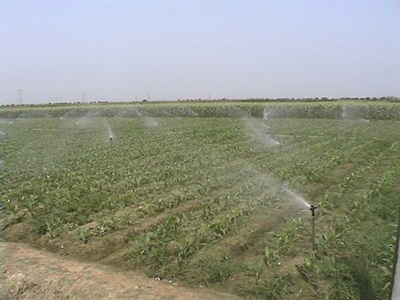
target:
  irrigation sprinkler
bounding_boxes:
[309,205,317,250]
[107,125,115,146]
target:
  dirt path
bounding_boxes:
[0,242,241,300]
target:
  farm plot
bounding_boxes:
[1,114,399,299]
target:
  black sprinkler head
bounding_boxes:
[309,205,317,216]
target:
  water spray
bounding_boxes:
[281,186,317,250]
[309,205,317,250]
[107,126,114,147]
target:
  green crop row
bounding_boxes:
[1,114,398,299]
[1,101,400,120]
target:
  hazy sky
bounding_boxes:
[1,0,399,104]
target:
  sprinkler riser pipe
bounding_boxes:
[309,205,317,250]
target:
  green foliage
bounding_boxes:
[1,100,400,120]
[0,107,398,298]
[238,273,296,299]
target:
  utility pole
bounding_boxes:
[148,93,151,101]
[81,91,86,103]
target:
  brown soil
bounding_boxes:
[0,242,241,300]
[331,162,356,178]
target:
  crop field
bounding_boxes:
[1,102,399,299]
